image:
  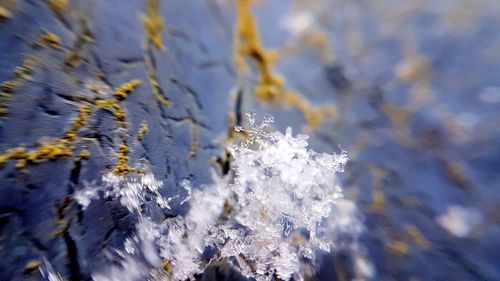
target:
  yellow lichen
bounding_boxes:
[75,149,90,161]
[113,79,141,100]
[0,6,12,19]
[48,0,68,13]
[37,31,61,49]
[96,80,142,175]
[291,232,306,246]
[441,157,473,190]
[161,260,173,278]
[279,30,335,64]
[405,225,430,248]
[372,190,386,214]
[387,240,409,257]
[0,106,90,168]
[235,0,281,91]
[188,123,197,159]
[0,77,143,172]
[144,48,172,107]
[283,91,336,129]
[142,0,165,50]
[64,21,92,69]
[395,56,430,82]
[112,145,133,176]
[259,208,268,219]
[1,57,37,117]
[234,0,332,129]
[24,260,41,272]
[151,84,172,106]
[65,106,91,140]
[96,79,141,124]
[137,122,149,140]
[0,74,144,174]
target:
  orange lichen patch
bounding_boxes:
[234,0,331,129]
[395,56,430,82]
[283,91,336,129]
[0,147,26,167]
[149,75,171,106]
[96,80,142,175]
[96,79,141,123]
[302,31,334,62]
[0,106,90,168]
[51,196,73,237]
[36,31,61,49]
[75,149,90,162]
[64,21,93,69]
[142,0,165,50]
[24,260,41,272]
[152,89,171,106]
[259,208,268,219]
[144,50,172,107]
[20,140,73,168]
[0,76,142,173]
[395,53,434,115]
[405,225,430,248]
[137,122,149,140]
[440,157,473,190]
[380,103,411,128]
[280,30,334,63]
[0,76,142,172]
[372,189,386,214]
[0,57,37,116]
[221,200,234,219]
[0,6,12,19]
[96,100,126,122]
[94,99,114,108]
[140,0,171,106]
[113,79,141,100]
[235,0,280,86]
[290,232,306,246]
[387,240,409,257]
[188,124,197,159]
[161,260,173,278]
[112,145,133,176]
[48,0,68,13]
[65,106,91,140]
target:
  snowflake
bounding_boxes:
[65,114,365,281]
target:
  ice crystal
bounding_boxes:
[74,181,99,210]
[39,258,64,281]
[102,172,171,213]
[214,115,350,279]
[64,114,364,281]
[436,205,483,238]
[75,172,174,213]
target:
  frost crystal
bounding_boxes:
[102,172,171,213]
[436,205,483,238]
[61,114,364,281]
[214,115,351,279]
[39,258,64,281]
[74,181,100,210]
[75,172,174,213]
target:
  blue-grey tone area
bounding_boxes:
[1,0,499,280]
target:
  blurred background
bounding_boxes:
[1,0,499,280]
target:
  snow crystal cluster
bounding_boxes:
[64,113,364,281]
[436,205,483,238]
[216,113,352,279]
[74,172,189,213]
